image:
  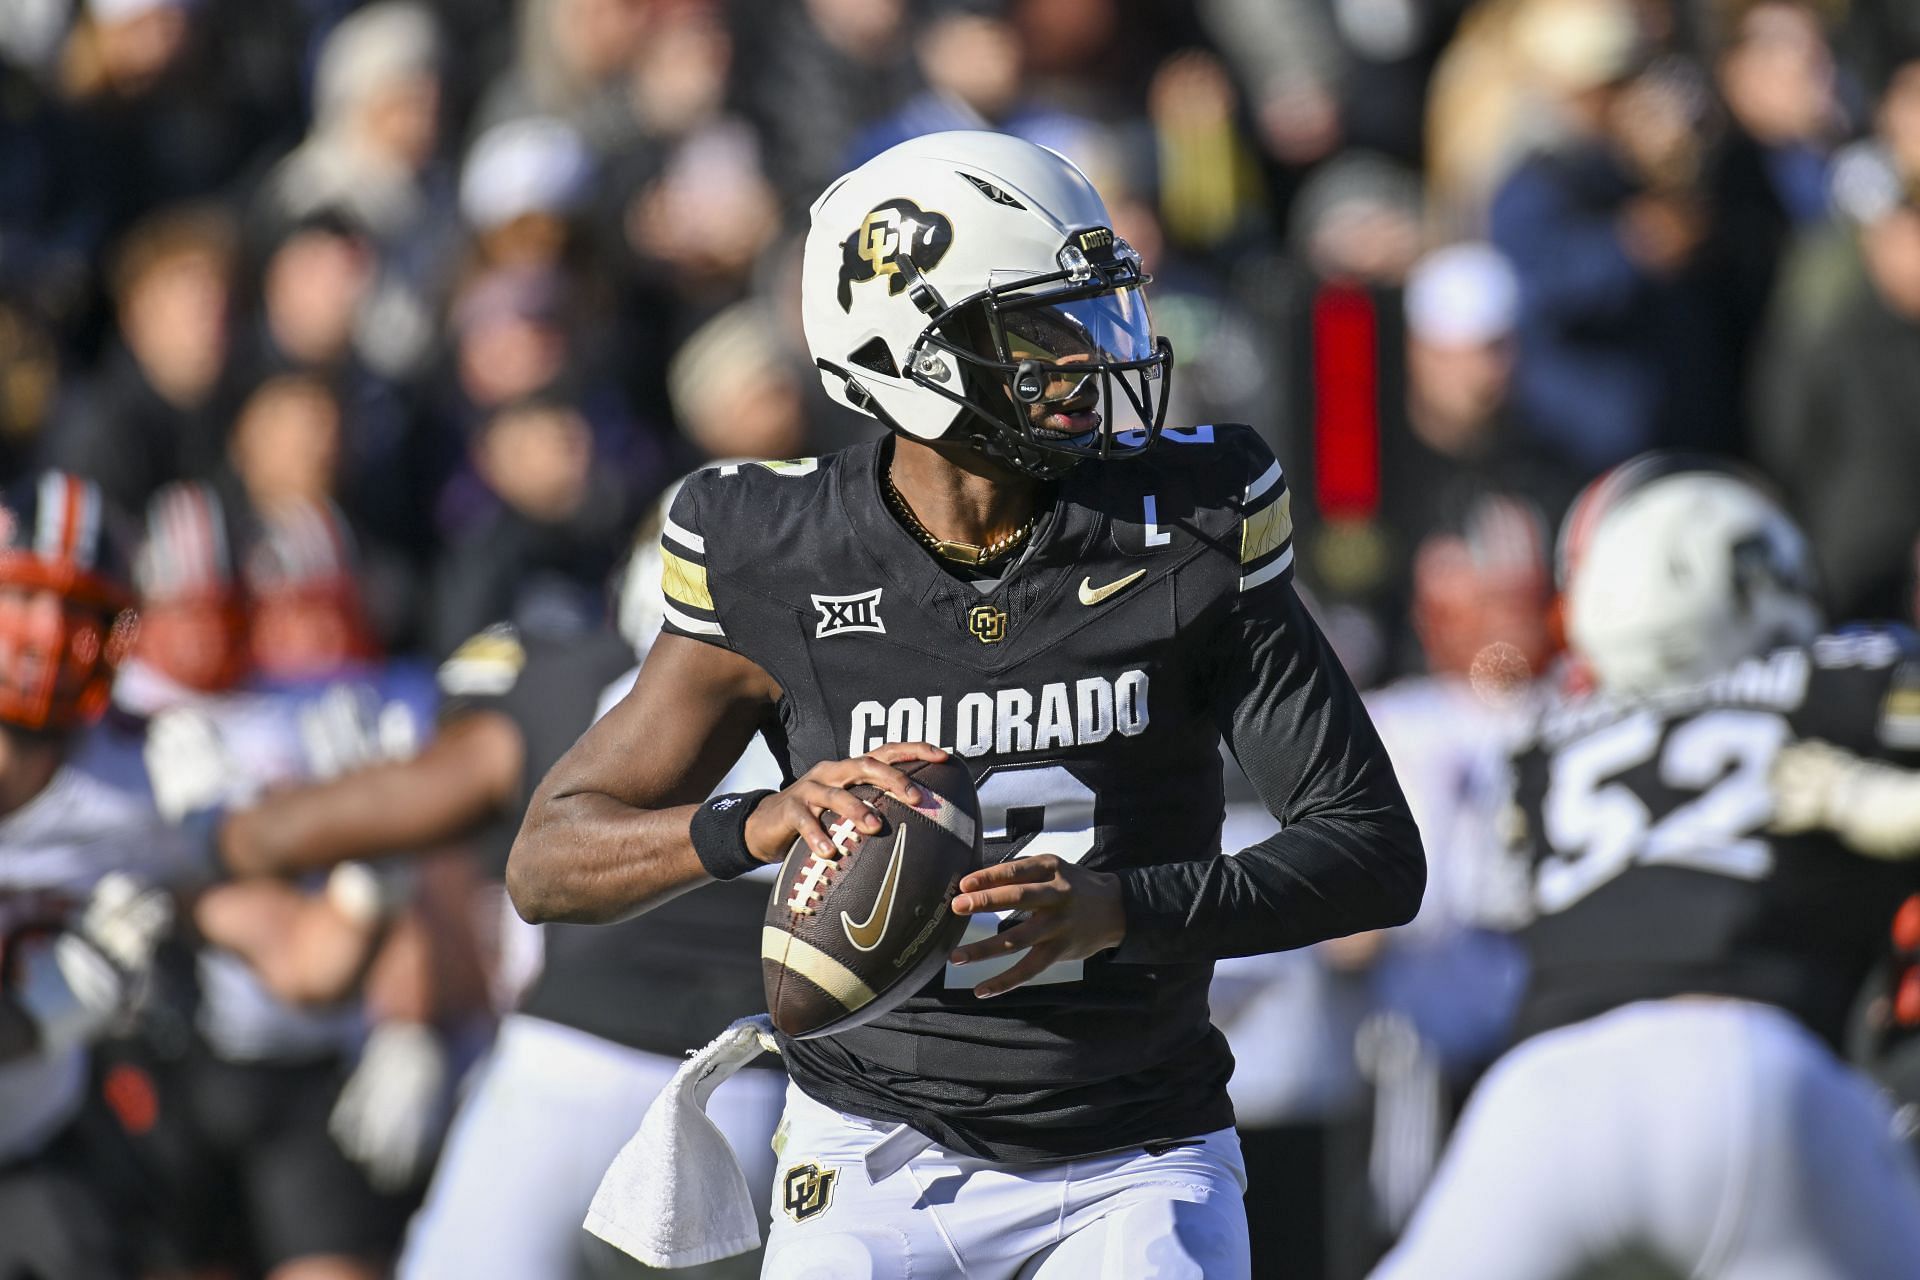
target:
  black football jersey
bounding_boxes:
[659,426,1422,1162]
[1509,628,1920,1048]
[437,625,771,1057]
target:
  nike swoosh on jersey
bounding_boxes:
[842,826,908,952]
[1078,569,1147,606]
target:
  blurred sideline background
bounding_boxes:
[5,0,1920,1277]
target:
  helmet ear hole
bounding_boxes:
[847,338,899,378]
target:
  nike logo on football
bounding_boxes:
[1078,570,1146,606]
[842,826,907,952]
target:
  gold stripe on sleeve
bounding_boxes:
[660,547,714,611]
[1241,490,1294,565]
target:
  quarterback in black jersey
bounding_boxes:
[1382,460,1920,1279]
[509,132,1422,1277]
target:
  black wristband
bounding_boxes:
[690,790,777,882]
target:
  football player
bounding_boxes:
[113,485,423,1280]
[0,473,205,1278]
[206,482,786,1280]
[1376,461,1920,1278]
[508,131,1424,1277]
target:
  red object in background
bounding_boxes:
[1897,968,1920,1027]
[1896,895,1920,955]
[103,1061,160,1136]
[1310,284,1381,521]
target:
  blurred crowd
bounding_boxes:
[6,0,1920,1276]
[1,0,1917,672]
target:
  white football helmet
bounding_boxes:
[801,130,1173,477]
[1564,461,1822,695]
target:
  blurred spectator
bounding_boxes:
[0,61,93,327]
[448,266,571,425]
[667,302,810,463]
[1377,243,1579,665]
[1292,151,1425,287]
[1489,0,1741,470]
[846,7,1068,170]
[479,0,650,146]
[126,480,251,697]
[614,118,783,425]
[260,1,455,379]
[1701,0,1846,422]
[1201,0,1468,181]
[1147,50,1269,255]
[240,212,437,606]
[45,202,237,514]
[55,0,305,253]
[227,372,342,516]
[0,303,60,484]
[735,0,914,211]
[459,115,595,273]
[245,498,381,682]
[1201,0,1342,171]
[622,121,781,306]
[1267,151,1422,666]
[250,214,378,375]
[263,1,444,239]
[0,0,69,71]
[1756,148,1920,622]
[428,394,630,655]
[622,2,732,147]
[1886,55,1920,182]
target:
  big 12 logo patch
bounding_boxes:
[837,199,953,312]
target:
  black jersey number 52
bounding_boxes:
[1535,708,1791,912]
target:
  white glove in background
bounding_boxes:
[330,1020,450,1193]
[1770,739,1920,861]
[146,707,253,821]
[11,873,175,1050]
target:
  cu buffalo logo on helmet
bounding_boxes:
[837,199,953,312]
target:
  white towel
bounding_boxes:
[584,1015,780,1269]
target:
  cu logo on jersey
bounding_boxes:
[969,604,1008,644]
[813,589,886,639]
[836,199,953,312]
[782,1163,839,1222]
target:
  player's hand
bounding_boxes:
[1770,738,1920,860]
[947,855,1126,998]
[329,1020,450,1192]
[741,742,947,864]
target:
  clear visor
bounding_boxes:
[997,285,1157,372]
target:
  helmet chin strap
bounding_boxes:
[962,423,1081,480]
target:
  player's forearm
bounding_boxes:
[195,881,384,1005]
[506,791,712,924]
[1112,806,1425,964]
[220,715,519,877]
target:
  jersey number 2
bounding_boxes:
[944,764,1096,991]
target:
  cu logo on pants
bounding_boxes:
[782,1162,839,1222]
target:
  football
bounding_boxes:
[762,757,983,1039]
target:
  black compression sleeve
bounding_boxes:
[1113,586,1425,964]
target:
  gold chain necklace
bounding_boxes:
[882,469,1038,567]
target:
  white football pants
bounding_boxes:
[1376,998,1920,1280]
[399,1013,786,1279]
[761,1082,1251,1279]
